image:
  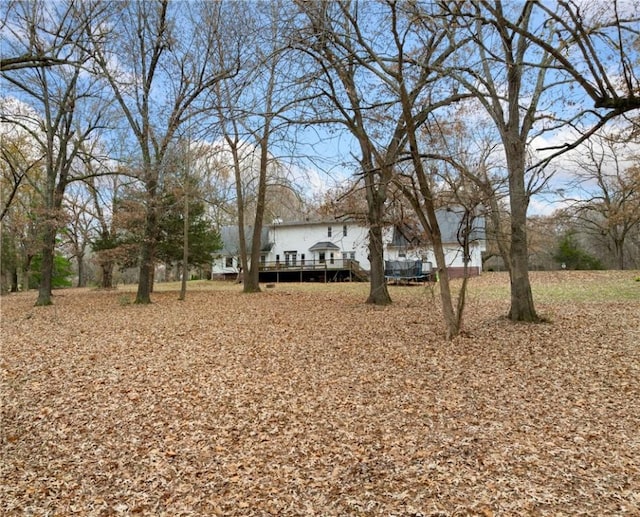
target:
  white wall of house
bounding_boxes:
[267,221,371,269]
[212,255,240,276]
[212,218,485,276]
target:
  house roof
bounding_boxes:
[391,208,486,247]
[218,226,271,255]
[308,241,341,251]
[269,218,359,228]
[218,208,485,255]
[437,208,485,243]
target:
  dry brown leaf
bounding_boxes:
[1,272,639,515]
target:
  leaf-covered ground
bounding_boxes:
[2,272,639,516]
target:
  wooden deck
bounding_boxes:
[258,259,369,283]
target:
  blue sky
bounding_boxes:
[2,0,638,219]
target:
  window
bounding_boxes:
[343,225,347,237]
[319,252,326,264]
[301,253,305,266]
[330,252,335,264]
[327,226,332,237]
[225,257,233,268]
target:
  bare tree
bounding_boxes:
[393,109,501,336]
[0,0,96,72]
[294,0,401,305]
[296,1,476,335]
[85,171,126,289]
[61,184,93,287]
[0,101,46,222]
[211,0,308,293]
[83,0,237,303]
[438,0,640,321]
[421,105,512,272]
[294,1,464,306]
[497,0,640,161]
[0,104,45,293]
[388,3,480,337]
[2,0,110,305]
[168,135,212,300]
[439,1,566,322]
[562,132,640,269]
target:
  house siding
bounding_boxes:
[269,221,370,269]
[212,216,485,278]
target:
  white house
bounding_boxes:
[269,219,370,269]
[212,220,371,281]
[212,209,485,281]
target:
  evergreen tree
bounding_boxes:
[554,232,604,270]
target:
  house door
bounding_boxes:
[284,251,297,266]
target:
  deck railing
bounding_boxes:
[259,258,360,271]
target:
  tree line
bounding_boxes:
[1,0,638,338]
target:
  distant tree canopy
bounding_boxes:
[554,232,604,271]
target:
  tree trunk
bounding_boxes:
[77,254,86,287]
[35,225,55,306]
[244,234,262,293]
[135,209,156,304]
[179,187,189,301]
[1,268,8,295]
[507,148,538,322]
[366,223,391,305]
[100,261,114,289]
[615,239,625,270]
[364,176,391,305]
[24,255,33,292]
[486,194,512,274]
[509,262,537,321]
[244,134,270,294]
[228,140,250,289]
[396,76,461,337]
[11,266,18,292]
[136,256,153,303]
[431,230,460,339]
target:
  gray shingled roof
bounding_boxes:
[218,226,271,255]
[437,208,485,243]
[308,241,341,251]
[391,208,485,247]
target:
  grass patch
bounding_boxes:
[529,270,640,303]
[116,270,639,304]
